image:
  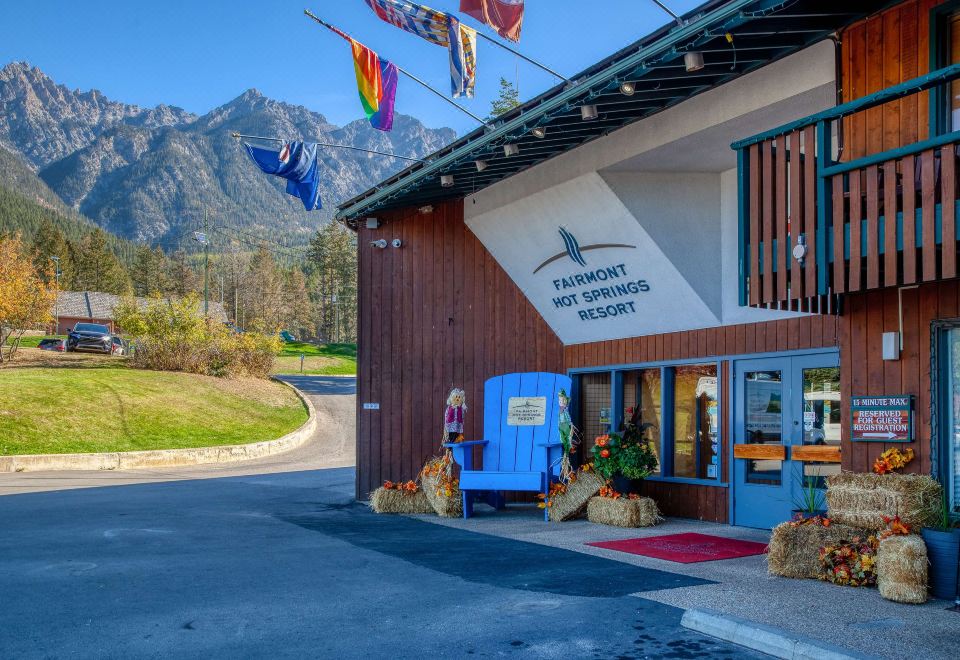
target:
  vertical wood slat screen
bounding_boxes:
[744,132,828,310]
[828,144,959,293]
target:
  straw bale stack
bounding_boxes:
[421,472,464,518]
[877,534,929,604]
[369,487,434,514]
[826,472,941,531]
[767,521,866,579]
[549,471,604,522]
[587,495,661,528]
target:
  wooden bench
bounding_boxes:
[444,372,572,520]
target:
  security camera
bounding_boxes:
[391,239,402,248]
[370,239,388,249]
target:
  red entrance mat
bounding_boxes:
[587,532,768,563]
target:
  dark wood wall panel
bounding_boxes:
[840,0,939,161]
[355,200,564,499]
[838,280,960,477]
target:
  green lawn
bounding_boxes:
[6,335,65,348]
[0,364,308,455]
[274,342,357,376]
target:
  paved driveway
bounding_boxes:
[0,375,758,658]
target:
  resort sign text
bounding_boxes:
[850,395,912,442]
[536,228,650,322]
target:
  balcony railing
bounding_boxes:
[732,63,960,310]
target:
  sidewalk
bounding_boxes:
[415,506,958,660]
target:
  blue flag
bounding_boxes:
[243,141,322,211]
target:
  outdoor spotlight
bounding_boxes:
[531,126,547,139]
[580,104,598,121]
[684,51,705,72]
[418,205,434,214]
[474,159,488,172]
[503,143,520,157]
[440,174,455,187]
[619,81,636,96]
[370,239,388,249]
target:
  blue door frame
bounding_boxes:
[732,351,840,529]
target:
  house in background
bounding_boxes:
[53,291,228,335]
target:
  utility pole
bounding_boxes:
[203,209,210,317]
[50,256,61,333]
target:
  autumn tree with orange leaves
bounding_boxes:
[0,235,56,363]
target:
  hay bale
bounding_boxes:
[549,471,605,522]
[369,487,434,514]
[877,534,929,604]
[767,521,866,579]
[421,473,463,518]
[826,472,942,531]
[587,496,661,528]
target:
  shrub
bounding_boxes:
[114,294,281,378]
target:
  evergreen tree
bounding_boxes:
[489,77,521,118]
[283,267,313,337]
[132,245,169,296]
[29,218,73,288]
[307,222,357,342]
[167,249,200,297]
[72,229,132,294]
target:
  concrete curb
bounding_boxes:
[681,609,875,660]
[0,379,317,473]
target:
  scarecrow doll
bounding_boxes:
[444,387,467,443]
[557,388,578,482]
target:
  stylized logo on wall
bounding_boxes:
[533,226,636,274]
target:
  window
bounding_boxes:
[940,326,960,514]
[932,2,960,133]
[801,366,842,486]
[579,372,611,447]
[622,369,663,475]
[673,365,719,480]
[577,362,720,483]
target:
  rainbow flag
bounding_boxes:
[349,39,398,132]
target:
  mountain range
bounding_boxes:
[0,61,455,248]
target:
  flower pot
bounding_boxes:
[612,474,639,495]
[921,527,960,600]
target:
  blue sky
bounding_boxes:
[0,0,703,135]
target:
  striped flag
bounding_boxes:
[460,0,524,42]
[364,0,477,98]
[327,23,399,131]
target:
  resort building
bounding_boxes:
[340,0,960,528]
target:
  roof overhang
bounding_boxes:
[336,0,891,227]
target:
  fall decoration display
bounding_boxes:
[767,517,867,579]
[825,472,942,531]
[876,533,929,604]
[369,481,434,514]
[444,388,468,443]
[873,447,915,475]
[819,535,879,587]
[586,492,661,528]
[544,468,604,522]
[421,455,463,518]
[591,431,658,482]
[557,389,578,482]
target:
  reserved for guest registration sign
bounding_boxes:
[850,395,912,442]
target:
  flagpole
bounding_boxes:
[471,31,569,83]
[230,132,426,162]
[303,9,490,126]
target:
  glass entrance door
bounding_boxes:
[733,353,840,529]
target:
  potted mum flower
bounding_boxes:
[591,425,658,493]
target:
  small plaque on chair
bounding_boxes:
[507,397,547,426]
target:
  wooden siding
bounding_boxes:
[564,315,840,523]
[355,200,563,499]
[840,0,941,161]
[838,280,958,476]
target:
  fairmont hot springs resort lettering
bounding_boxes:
[551,263,651,321]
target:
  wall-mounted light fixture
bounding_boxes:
[684,51,705,72]
[531,126,546,139]
[619,81,636,96]
[391,239,403,248]
[503,143,520,157]
[440,174,455,187]
[365,218,380,229]
[475,159,488,171]
[418,205,433,214]
[580,104,598,121]
[370,239,388,249]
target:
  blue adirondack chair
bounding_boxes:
[444,372,572,521]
